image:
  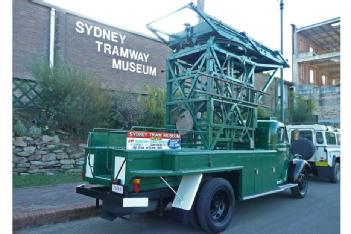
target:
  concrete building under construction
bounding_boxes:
[291,17,340,126]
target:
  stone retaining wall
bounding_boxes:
[295,85,340,125]
[13,135,85,175]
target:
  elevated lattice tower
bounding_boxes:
[147,3,288,150]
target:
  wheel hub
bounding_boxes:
[210,191,228,222]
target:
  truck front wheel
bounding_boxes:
[291,170,308,199]
[195,178,235,233]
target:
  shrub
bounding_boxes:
[14,120,27,137]
[109,92,142,129]
[257,107,270,119]
[28,126,42,139]
[138,85,166,128]
[32,60,111,136]
[286,93,315,124]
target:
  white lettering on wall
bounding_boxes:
[112,59,157,77]
[75,20,126,44]
[76,20,156,77]
[95,41,151,63]
[75,21,84,33]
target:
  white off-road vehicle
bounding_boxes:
[286,124,340,183]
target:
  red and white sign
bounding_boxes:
[126,131,181,150]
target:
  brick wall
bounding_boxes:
[13,1,171,94]
[255,73,291,114]
[55,12,171,94]
[297,34,325,54]
[13,0,50,80]
[295,85,340,125]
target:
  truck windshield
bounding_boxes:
[278,127,288,143]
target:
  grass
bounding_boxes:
[13,172,83,188]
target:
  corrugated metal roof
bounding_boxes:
[296,17,340,52]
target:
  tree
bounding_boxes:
[257,107,270,119]
[109,92,142,129]
[286,93,315,124]
[32,60,111,136]
[138,85,166,128]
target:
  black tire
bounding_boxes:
[291,169,309,199]
[189,176,212,230]
[189,208,201,230]
[329,162,340,183]
[290,138,316,160]
[195,178,235,233]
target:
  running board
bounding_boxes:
[243,183,297,200]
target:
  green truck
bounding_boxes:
[76,4,312,233]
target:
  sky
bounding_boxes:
[41,0,341,81]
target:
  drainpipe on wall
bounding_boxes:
[279,0,284,123]
[49,8,56,68]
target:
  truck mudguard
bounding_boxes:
[288,158,312,182]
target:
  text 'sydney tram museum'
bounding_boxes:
[13,0,171,107]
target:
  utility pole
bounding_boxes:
[197,0,205,23]
[280,0,285,122]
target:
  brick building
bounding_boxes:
[255,73,292,117]
[13,0,171,108]
[291,18,340,125]
[13,0,287,114]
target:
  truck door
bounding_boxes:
[259,126,289,193]
[275,126,289,184]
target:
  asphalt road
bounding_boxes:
[16,178,340,234]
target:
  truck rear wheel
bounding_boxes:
[329,162,340,183]
[291,170,308,199]
[195,178,235,233]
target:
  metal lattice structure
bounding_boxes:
[147,3,288,150]
[13,78,41,108]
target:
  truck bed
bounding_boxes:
[84,147,288,200]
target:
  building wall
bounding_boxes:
[297,34,324,54]
[13,0,171,95]
[255,73,291,116]
[291,21,340,125]
[295,85,340,125]
[13,0,50,80]
[13,0,287,111]
[55,12,171,94]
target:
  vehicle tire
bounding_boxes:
[329,162,340,183]
[291,169,308,199]
[195,178,235,233]
[290,138,315,160]
[189,176,212,230]
[189,207,201,230]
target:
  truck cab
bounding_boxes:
[286,124,340,183]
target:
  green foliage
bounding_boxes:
[286,93,315,124]
[32,60,111,136]
[14,120,27,137]
[109,92,142,129]
[28,126,42,139]
[257,107,270,119]
[138,85,166,128]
